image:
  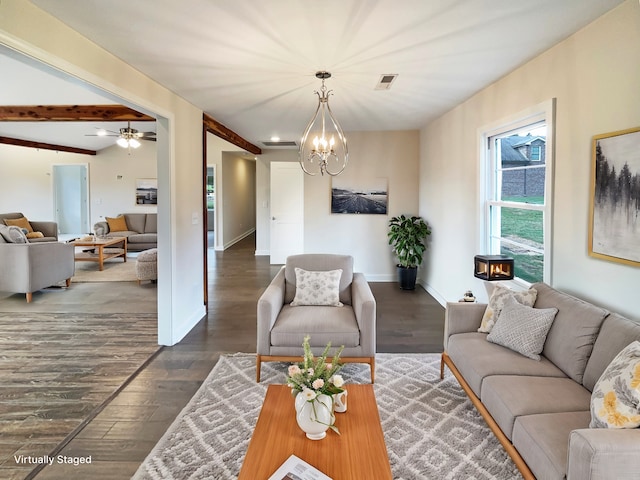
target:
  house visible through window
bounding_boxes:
[481,101,554,284]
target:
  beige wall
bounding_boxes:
[221,153,256,248]
[256,130,420,278]
[0,0,205,344]
[420,0,640,319]
[0,143,157,227]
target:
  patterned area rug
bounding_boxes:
[133,353,522,480]
[71,257,138,282]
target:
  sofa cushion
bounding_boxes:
[534,282,608,384]
[144,214,157,233]
[4,226,28,243]
[4,216,33,233]
[106,215,128,232]
[127,233,157,244]
[290,268,343,307]
[583,313,640,392]
[487,296,557,360]
[285,254,354,305]
[478,284,537,333]
[513,411,591,480]
[123,214,146,233]
[590,341,640,428]
[481,375,591,440]
[447,332,566,397]
[270,304,360,348]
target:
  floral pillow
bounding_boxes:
[290,268,343,307]
[478,284,538,333]
[3,226,28,243]
[590,341,640,429]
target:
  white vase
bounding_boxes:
[295,392,334,440]
[333,390,348,413]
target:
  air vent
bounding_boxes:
[262,140,297,147]
[375,74,398,90]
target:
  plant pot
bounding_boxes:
[397,265,418,290]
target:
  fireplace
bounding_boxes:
[474,255,514,281]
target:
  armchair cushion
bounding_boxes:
[290,268,343,306]
[270,304,360,348]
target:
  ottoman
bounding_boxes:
[136,248,157,284]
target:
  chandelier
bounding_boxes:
[299,71,348,176]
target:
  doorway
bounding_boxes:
[52,164,89,235]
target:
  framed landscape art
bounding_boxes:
[136,178,158,205]
[331,177,388,214]
[589,127,640,267]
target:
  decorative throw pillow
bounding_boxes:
[5,226,28,243]
[26,231,44,239]
[478,284,538,333]
[590,341,640,429]
[106,216,128,232]
[290,268,343,307]
[487,295,558,360]
[4,216,33,233]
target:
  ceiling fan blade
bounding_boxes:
[142,137,156,142]
[84,133,119,137]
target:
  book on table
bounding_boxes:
[268,454,332,480]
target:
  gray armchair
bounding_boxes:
[0,230,74,302]
[256,254,376,382]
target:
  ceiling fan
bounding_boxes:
[86,121,156,149]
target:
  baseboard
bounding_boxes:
[166,306,206,346]
[418,279,447,307]
[221,228,256,251]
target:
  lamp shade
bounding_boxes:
[474,255,514,281]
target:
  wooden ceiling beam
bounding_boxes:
[0,105,154,122]
[0,136,96,155]
[203,113,261,155]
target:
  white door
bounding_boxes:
[53,164,89,235]
[270,162,304,264]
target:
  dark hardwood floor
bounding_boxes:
[29,234,444,479]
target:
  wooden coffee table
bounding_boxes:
[238,384,392,480]
[72,237,127,271]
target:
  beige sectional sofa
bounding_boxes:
[442,282,640,480]
[94,213,157,252]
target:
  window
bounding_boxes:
[530,145,541,161]
[480,100,554,284]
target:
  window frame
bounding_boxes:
[478,99,555,286]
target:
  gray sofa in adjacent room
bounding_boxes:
[442,282,640,479]
[0,212,58,242]
[94,213,157,252]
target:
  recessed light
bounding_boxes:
[96,129,107,136]
[270,136,280,142]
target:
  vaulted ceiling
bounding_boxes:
[0,0,624,152]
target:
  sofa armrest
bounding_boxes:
[351,272,376,356]
[29,221,58,239]
[443,302,487,350]
[567,428,640,480]
[256,267,286,355]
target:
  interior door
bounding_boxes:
[270,162,304,264]
[53,164,89,235]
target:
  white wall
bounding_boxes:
[419,0,640,319]
[220,153,256,249]
[256,130,420,278]
[1,0,205,345]
[0,142,157,228]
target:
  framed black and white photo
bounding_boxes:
[136,178,158,205]
[331,177,388,214]
[589,127,640,267]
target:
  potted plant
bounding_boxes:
[387,214,431,290]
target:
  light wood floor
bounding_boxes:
[7,234,444,479]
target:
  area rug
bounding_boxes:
[71,257,137,282]
[133,353,522,480]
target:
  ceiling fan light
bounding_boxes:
[129,138,141,149]
[116,137,129,148]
